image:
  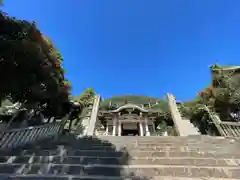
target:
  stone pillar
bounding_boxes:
[139,122,144,136]
[106,124,108,136]
[118,121,121,136]
[145,116,150,136]
[112,115,117,136]
[152,122,156,132]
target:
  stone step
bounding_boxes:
[0,164,239,179]
[19,139,238,149]
[7,149,238,159]
[1,156,239,166]
[98,135,218,140]
[2,149,240,159]
[101,138,231,142]
[1,141,239,158]
[29,135,235,146]
[20,144,239,153]
[97,142,236,148]
[66,150,240,159]
[21,142,236,149]
[98,137,235,143]
[12,144,236,153]
[4,175,240,180]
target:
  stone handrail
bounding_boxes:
[203,105,240,137]
[220,122,240,137]
[221,121,240,126]
[166,93,182,136]
[202,105,226,136]
[0,122,63,150]
[87,95,101,136]
[0,113,70,151]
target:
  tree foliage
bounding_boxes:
[0,11,71,107]
[74,88,96,107]
[180,64,240,122]
[0,11,73,119]
[213,70,240,106]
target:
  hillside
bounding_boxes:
[100,95,169,112]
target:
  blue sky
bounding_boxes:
[2,0,240,101]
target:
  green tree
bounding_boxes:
[180,65,240,124]
[0,11,71,106]
[0,11,72,120]
[74,88,96,107]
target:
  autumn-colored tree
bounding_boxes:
[0,11,72,117]
[180,64,240,124]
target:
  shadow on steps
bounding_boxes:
[0,133,150,180]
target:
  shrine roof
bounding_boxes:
[110,103,148,113]
[211,65,240,71]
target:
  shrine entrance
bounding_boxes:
[122,129,139,136]
[121,122,140,136]
[97,104,158,136]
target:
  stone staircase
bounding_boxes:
[1,135,240,179]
